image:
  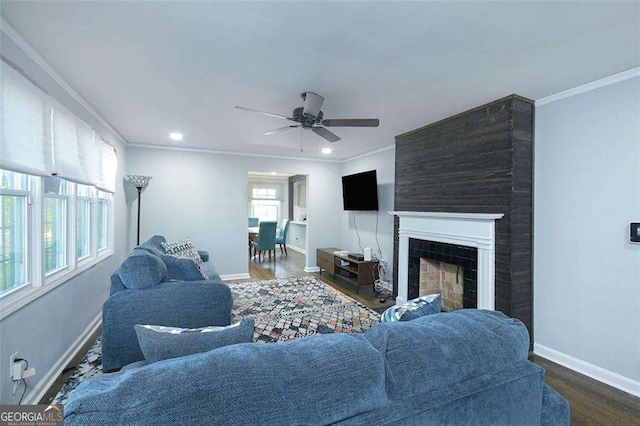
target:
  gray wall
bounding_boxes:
[0,31,129,404]
[534,76,639,385]
[340,148,395,284]
[126,147,344,275]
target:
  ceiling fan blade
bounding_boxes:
[311,126,341,143]
[302,92,324,118]
[321,118,380,127]
[264,125,300,135]
[235,106,296,122]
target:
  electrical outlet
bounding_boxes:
[10,351,19,380]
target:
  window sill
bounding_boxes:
[0,250,114,321]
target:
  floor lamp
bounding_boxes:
[125,175,152,245]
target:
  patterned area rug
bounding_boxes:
[52,276,380,405]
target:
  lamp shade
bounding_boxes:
[125,175,152,189]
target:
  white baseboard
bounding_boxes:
[534,343,640,397]
[304,266,320,273]
[24,312,102,405]
[220,273,251,281]
[288,245,306,255]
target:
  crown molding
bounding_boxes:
[0,16,129,146]
[127,142,343,163]
[342,144,395,162]
[535,67,640,106]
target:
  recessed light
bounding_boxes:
[169,132,183,141]
[322,148,332,154]
[270,172,277,175]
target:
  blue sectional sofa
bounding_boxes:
[68,310,569,425]
[102,236,233,372]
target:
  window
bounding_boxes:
[76,184,92,260]
[44,179,68,275]
[251,200,280,222]
[252,187,277,199]
[97,191,111,251]
[0,169,115,303]
[249,181,284,223]
[0,171,29,296]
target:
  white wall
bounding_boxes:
[534,76,640,395]
[126,147,344,277]
[340,147,396,287]
[0,30,128,404]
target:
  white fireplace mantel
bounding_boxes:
[389,211,504,309]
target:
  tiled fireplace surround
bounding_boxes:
[392,211,504,310]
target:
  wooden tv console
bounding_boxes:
[317,247,378,287]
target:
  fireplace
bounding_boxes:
[409,239,478,310]
[390,211,503,309]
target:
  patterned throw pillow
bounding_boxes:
[380,294,442,323]
[161,239,208,280]
[134,319,255,363]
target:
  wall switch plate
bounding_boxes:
[630,223,640,243]
[9,351,19,380]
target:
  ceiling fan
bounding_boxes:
[235,92,379,143]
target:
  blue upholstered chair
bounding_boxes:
[275,218,291,255]
[248,217,259,227]
[250,221,277,262]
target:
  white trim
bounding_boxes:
[0,251,113,321]
[534,343,640,398]
[535,67,640,106]
[390,211,504,221]
[220,273,251,281]
[342,144,395,162]
[0,17,128,146]
[23,312,102,405]
[128,143,342,163]
[288,245,307,255]
[304,266,320,273]
[391,211,503,308]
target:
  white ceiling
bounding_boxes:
[1,1,638,160]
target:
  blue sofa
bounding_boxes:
[68,310,569,425]
[102,236,233,372]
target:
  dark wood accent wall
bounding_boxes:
[393,95,534,337]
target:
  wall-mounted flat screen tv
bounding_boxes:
[342,170,379,211]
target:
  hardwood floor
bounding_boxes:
[529,354,640,425]
[249,250,640,425]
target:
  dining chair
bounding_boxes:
[250,221,277,262]
[248,217,259,227]
[275,218,291,255]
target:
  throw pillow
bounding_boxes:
[161,254,208,281]
[118,250,168,290]
[161,238,208,280]
[399,294,442,321]
[134,319,255,363]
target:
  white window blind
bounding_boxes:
[77,122,100,186]
[51,101,84,183]
[1,59,118,193]
[0,61,52,177]
[97,141,117,193]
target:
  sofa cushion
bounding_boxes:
[365,309,530,400]
[135,319,255,363]
[64,333,387,426]
[161,254,208,281]
[118,250,168,290]
[399,294,442,321]
[135,235,167,258]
